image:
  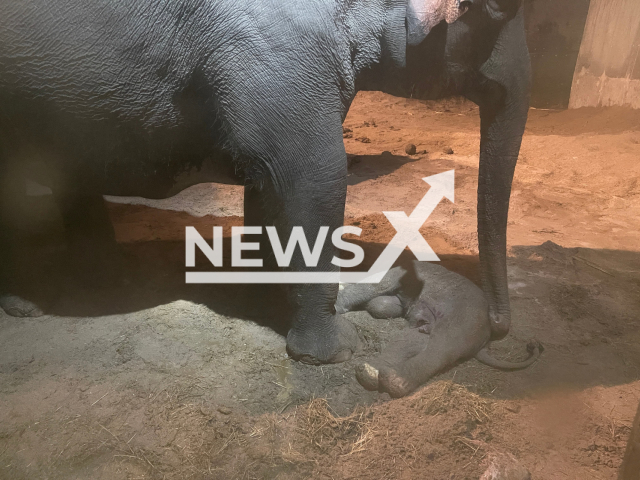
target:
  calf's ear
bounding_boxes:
[406,0,470,46]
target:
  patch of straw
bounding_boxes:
[295,398,376,456]
[411,381,494,424]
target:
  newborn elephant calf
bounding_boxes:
[336,261,541,398]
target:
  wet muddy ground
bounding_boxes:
[1,92,640,479]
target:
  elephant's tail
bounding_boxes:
[475,341,543,371]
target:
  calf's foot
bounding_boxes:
[355,328,431,397]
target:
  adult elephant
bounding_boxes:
[0,0,529,364]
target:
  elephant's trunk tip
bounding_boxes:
[475,340,542,371]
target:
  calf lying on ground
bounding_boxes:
[337,261,541,398]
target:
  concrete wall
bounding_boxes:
[569,0,640,109]
[524,0,591,109]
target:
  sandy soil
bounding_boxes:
[1,91,640,479]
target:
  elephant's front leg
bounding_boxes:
[281,179,360,364]
[246,153,359,364]
[287,281,360,364]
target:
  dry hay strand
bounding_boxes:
[91,382,256,479]
[294,398,376,457]
[147,386,250,476]
[31,381,498,479]
[293,382,499,479]
[410,380,495,424]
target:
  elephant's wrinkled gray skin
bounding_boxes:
[0,0,529,365]
[337,261,541,398]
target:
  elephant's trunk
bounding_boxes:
[476,5,530,340]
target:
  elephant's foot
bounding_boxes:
[286,315,360,365]
[355,328,431,398]
[0,294,44,317]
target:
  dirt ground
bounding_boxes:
[1,91,640,479]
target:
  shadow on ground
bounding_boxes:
[2,208,640,480]
[6,229,640,399]
[347,151,421,185]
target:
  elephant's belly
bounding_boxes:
[94,149,242,199]
[17,146,240,200]
[4,105,241,199]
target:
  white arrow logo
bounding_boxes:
[361,169,454,282]
[186,170,454,284]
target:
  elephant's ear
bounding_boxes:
[406,0,470,46]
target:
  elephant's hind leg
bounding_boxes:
[0,163,44,317]
[54,191,125,288]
